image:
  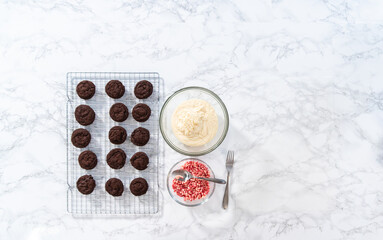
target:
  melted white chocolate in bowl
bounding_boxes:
[171,99,218,147]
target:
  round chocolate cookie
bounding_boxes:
[76,175,96,195]
[109,103,129,122]
[130,152,149,170]
[132,103,151,122]
[134,80,153,99]
[71,128,91,148]
[105,178,124,196]
[109,126,127,144]
[75,105,95,126]
[131,127,150,146]
[78,150,97,170]
[107,148,126,169]
[105,80,125,99]
[76,80,96,100]
[130,177,148,196]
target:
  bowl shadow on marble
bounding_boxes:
[376,139,383,168]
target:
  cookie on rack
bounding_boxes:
[130,177,148,196]
[130,152,149,170]
[78,150,97,170]
[130,127,150,146]
[77,175,96,195]
[75,105,95,126]
[105,178,124,196]
[106,148,126,169]
[71,128,91,148]
[76,80,96,100]
[132,103,151,122]
[105,80,125,99]
[109,126,127,144]
[134,80,153,99]
[109,103,129,122]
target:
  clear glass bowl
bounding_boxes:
[159,86,229,156]
[167,158,215,207]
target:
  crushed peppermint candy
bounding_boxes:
[172,161,210,201]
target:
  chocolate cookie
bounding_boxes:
[131,127,150,146]
[71,128,91,148]
[107,148,126,169]
[76,175,96,195]
[134,80,153,99]
[109,126,127,144]
[105,80,125,99]
[78,150,97,170]
[109,103,129,122]
[76,80,96,100]
[75,105,95,126]
[130,152,149,170]
[105,178,124,196]
[130,177,148,196]
[132,103,151,122]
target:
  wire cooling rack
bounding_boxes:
[66,72,160,215]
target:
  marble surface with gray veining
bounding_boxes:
[1,0,383,239]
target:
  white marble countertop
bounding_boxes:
[1,1,383,239]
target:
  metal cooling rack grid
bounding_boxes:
[66,72,160,215]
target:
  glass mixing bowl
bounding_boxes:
[167,158,215,207]
[159,86,229,156]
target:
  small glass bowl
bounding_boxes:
[160,86,229,156]
[167,158,215,207]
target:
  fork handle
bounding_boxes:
[222,172,230,209]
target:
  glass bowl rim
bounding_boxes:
[159,86,229,156]
[166,158,216,207]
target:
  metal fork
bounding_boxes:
[222,150,234,209]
